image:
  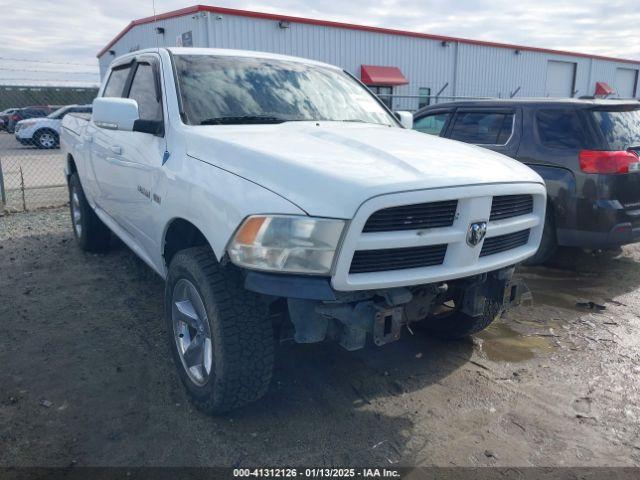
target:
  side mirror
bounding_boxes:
[92,97,139,131]
[395,111,413,129]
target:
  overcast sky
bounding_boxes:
[0,0,638,85]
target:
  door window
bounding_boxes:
[413,112,450,136]
[127,63,162,122]
[103,66,131,98]
[450,111,514,145]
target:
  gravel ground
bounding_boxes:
[1,207,640,467]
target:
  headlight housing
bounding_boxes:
[227,215,345,275]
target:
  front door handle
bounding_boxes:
[110,145,122,155]
[83,134,93,143]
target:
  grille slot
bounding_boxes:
[490,195,533,221]
[363,200,458,233]
[350,244,447,274]
[480,229,530,257]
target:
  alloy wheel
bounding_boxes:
[171,279,213,386]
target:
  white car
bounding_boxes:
[61,48,546,414]
[15,105,91,149]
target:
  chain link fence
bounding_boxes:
[0,85,98,213]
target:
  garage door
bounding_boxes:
[546,60,576,97]
[614,68,638,98]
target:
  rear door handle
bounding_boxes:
[83,134,93,143]
[110,145,122,155]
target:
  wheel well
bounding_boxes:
[163,219,212,268]
[35,128,58,138]
[66,154,77,180]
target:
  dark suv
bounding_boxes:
[413,99,640,263]
[5,106,52,133]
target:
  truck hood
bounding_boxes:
[186,122,543,218]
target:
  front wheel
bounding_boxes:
[165,247,274,414]
[417,300,501,340]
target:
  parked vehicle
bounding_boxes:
[5,106,52,133]
[0,108,20,131]
[15,104,92,149]
[413,99,640,264]
[61,48,546,413]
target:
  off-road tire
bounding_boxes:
[522,203,557,266]
[68,173,111,252]
[165,247,274,414]
[419,300,501,340]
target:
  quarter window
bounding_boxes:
[450,112,514,145]
[413,113,450,136]
[127,63,162,122]
[103,66,131,98]
[536,109,587,149]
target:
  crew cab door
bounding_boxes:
[444,107,521,158]
[91,55,166,255]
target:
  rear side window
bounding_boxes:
[127,63,162,122]
[591,109,640,150]
[449,112,514,145]
[103,66,131,98]
[413,113,450,136]
[536,109,587,149]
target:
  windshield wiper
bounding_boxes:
[200,115,291,125]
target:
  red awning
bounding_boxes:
[595,81,615,96]
[360,65,409,86]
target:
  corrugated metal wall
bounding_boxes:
[99,10,640,107]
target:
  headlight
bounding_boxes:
[227,215,345,275]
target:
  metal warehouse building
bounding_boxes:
[97,4,640,110]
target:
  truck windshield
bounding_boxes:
[591,108,640,150]
[173,55,397,127]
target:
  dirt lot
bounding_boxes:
[1,207,639,467]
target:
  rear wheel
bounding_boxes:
[69,173,111,252]
[34,129,58,149]
[165,247,274,414]
[522,202,557,266]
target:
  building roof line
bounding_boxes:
[97,4,640,65]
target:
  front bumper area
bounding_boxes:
[245,266,530,351]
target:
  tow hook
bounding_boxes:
[372,306,403,346]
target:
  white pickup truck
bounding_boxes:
[61,47,546,414]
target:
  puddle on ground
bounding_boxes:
[475,320,556,363]
[519,273,607,312]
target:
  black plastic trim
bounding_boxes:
[244,271,336,301]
